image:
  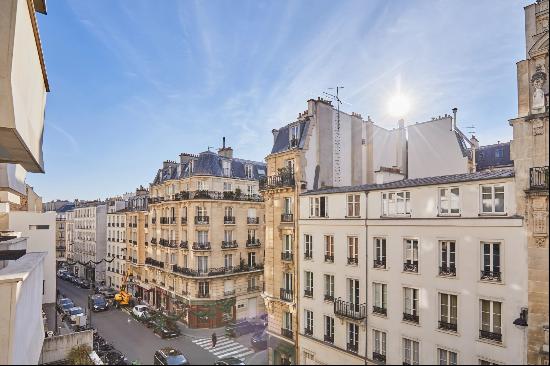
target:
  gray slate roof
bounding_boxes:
[271,119,310,154]
[474,142,513,171]
[153,151,266,185]
[302,168,515,196]
[56,203,75,213]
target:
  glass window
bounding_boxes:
[348,236,358,261]
[373,329,386,356]
[404,287,419,316]
[324,316,334,340]
[304,310,313,333]
[373,283,387,310]
[374,238,386,267]
[403,338,419,365]
[438,348,457,365]
[481,242,501,281]
[439,187,460,215]
[347,194,361,217]
[304,234,313,258]
[324,274,334,297]
[481,185,505,213]
[480,299,502,336]
[325,235,334,258]
[439,293,458,328]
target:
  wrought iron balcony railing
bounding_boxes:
[403,312,419,323]
[259,172,295,191]
[480,270,501,282]
[304,289,313,298]
[324,294,334,302]
[530,166,548,190]
[304,327,313,336]
[247,217,260,224]
[192,242,211,251]
[304,251,312,260]
[221,240,238,249]
[403,262,418,273]
[195,216,209,225]
[479,329,502,342]
[280,288,293,302]
[224,216,236,224]
[281,213,294,222]
[281,252,294,262]
[439,265,456,277]
[324,334,334,343]
[324,254,334,263]
[439,320,457,332]
[347,342,358,353]
[373,306,387,316]
[347,257,358,265]
[373,259,386,269]
[281,328,293,340]
[179,241,188,249]
[334,298,367,320]
[246,238,261,247]
[372,352,386,363]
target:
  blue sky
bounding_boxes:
[28,0,531,201]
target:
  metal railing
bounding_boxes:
[480,270,501,282]
[373,259,386,269]
[280,288,293,302]
[246,239,261,247]
[403,262,418,273]
[334,298,367,320]
[373,306,387,316]
[530,166,548,190]
[224,216,236,224]
[192,242,211,251]
[281,328,293,340]
[439,265,456,277]
[281,252,293,262]
[247,217,260,224]
[439,320,457,332]
[195,216,210,225]
[221,240,238,249]
[403,312,419,323]
[347,257,358,265]
[324,254,334,263]
[347,342,358,353]
[324,334,334,343]
[304,289,313,297]
[260,172,295,190]
[281,213,294,222]
[479,329,502,342]
[372,352,386,363]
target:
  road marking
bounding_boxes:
[236,350,254,359]
[191,335,255,359]
[216,346,252,358]
[203,340,233,350]
[213,344,247,357]
[211,344,245,355]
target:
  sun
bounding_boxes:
[387,94,411,118]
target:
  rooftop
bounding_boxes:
[302,168,515,195]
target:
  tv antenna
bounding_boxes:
[323,87,344,129]
[465,125,476,135]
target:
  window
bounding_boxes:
[247,185,254,196]
[347,278,360,309]
[439,241,456,276]
[481,242,501,281]
[479,359,501,365]
[304,271,313,297]
[373,283,387,315]
[286,159,295,173]
[480,300,502,342]
[283,235,293,254]
[247,208,257,219]
[382,191,411,216]
[438,348,457,365]
[347,323,359,352]
[403,239,419,272]
[198,181,208,191]
[223,182,232,192]
[324,274,334,300]
[197,256,208,274]
[283,272,293,292]
[403,287,419,322]
[324,316,334,342]
[374,238,387,268]
[198,281,209,296]
[197,231,208,244]
[495,148,503,158]
[245,164,253,179]
[304,310,313,335]
[373,330,387,360]
[196,206,207,217]
[347,194,361,217]
[304,234,313,259]
[224,254,233,269]
[439,187,460,215]
[348,236,358,264]
[290,124,300,147]
[283,312,293,331]
[247,276,257,289]
[309,196,328,217]
[247,252,256,267]
[222,160,231,177]
[439,293,458,332]
[402,338,419,365]
[284,197,293,215]
[224,207,233,218]
[481,185,505,213]
[324,235,334,261]
[248,229,257,242]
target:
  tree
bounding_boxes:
[67,344,93,365]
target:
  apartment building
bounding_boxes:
[297,189,367,364]
[125,186,149,298]
[72,202,107,283]
[55,203,74,268]
[106,210,127,289]
[142,142,266,328]
[262,98,405,365]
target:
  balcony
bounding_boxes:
[150,238,157,244]
[247,285,260,293]
[245,238,260,248]
[403,312,419,323]
[530,166,548,190]
[281,252,293,262]
[304,327,313,336]
[480,270,501,282]
[221,240,238,249]
[323,334,334,343]
[145,257,164,269]
[334,298,367,320]
[195,216,209,225]
[192,242,211,251]
[304,252,312,260]
[347,257,358,265]
[439,265,456,277]
[280,288,293,302]
[347,342,358,353]
[403,262,418,273]
[181,217,187,225]
[180,241,188,249]
[373,259,386,269]
[247,217,260,225]
[324,294,334,302]
[224,289,236,296]
[197,292,210,299]
[259,172,295,191]
[224,216,236,225]
[438,321,457,332]
[324,254,334,263]
[373,306,387,316]
[304,289,313,298]
[172,263,264,277]
[281,213,294,223]
[372,352,386,364]
[479,329,502,342]
[281,328,293,340]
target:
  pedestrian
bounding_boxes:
[211,332,217,348]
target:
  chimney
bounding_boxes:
[272,129,279,144]
[470,135,479,149]
[452,107,458,131]
[218,137,233,159]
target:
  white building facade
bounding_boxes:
[365,169,528,365]
[106,210,127,289]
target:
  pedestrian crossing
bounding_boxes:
[192,335,255,360]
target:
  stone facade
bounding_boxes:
[106,211,127,289]
[509,1,549,364]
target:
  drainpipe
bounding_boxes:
[364,190,369,366]
[452,107,457,132]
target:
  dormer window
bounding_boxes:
[290,124,300,147]
[222,160,231,177]
[245,164,253,179]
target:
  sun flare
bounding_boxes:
[387,94,411,118]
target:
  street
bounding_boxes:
[57,279,267,365]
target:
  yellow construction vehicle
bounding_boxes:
[114,270,132,307]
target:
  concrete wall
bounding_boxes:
[7,210,56,304]
[0,252,46,365]
[407,117,469,179]
[0,0,47,173]
[39,330,93,364]
[0,163,26,196]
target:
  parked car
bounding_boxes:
[101,288,118,299]
[89,294,108,312]
[65,273,74,282]
[154,323,181,339]
[225,320,259,338]
[71,276,81,285]
[251,330,268,351]
[68,306,85,323]
[79,279,91,289]
[153,348,189,365]
[60,300,75,315]
[57,298,72,312]
[215,357,246,365]
[132,305,149,318]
